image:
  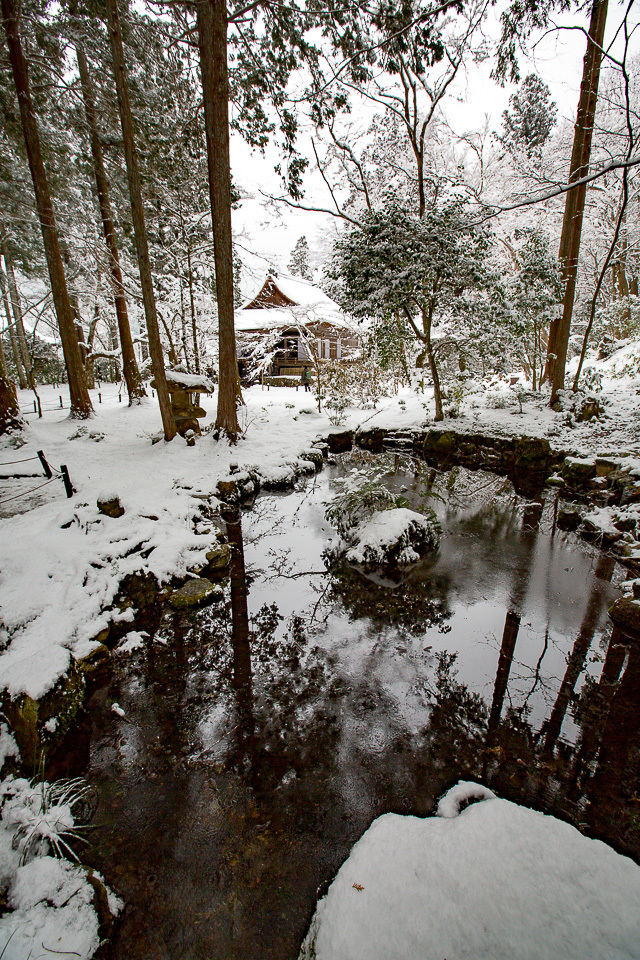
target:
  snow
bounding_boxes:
[164,369,214,392]
[237,273,351,331]
[300,782,640,960]
[0,724,19,774]
[115,629,148,654]
[345,507,440,565]
[1,367,639,703]
[0,776,121,960]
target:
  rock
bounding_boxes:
[184,429,197,447]
[326,430,354,453]
[575,394,603,421]
[76,643,111,683]
[118,571,159,610]
[561,457,597,488]
[167,578,223,610]
[205,543,231,571]
[596,457,618,477]
[557,506,583,531]
[216,478,239,501]
[356,428,388,453]
[1,661,86,769]
[300,448,324,469]
[97,493,124,518]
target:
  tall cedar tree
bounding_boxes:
[196,0,240,439]
[74,33,145,404]
[1,0,93,417]
[105,0,176,440]
[546,0,608,402]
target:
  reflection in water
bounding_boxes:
[82,457,640,960]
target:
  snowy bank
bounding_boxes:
[300,781,640,960]
[0,776,121,960]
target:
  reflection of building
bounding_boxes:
[236,275,358,380]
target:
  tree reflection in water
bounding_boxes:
[84,464,640,960]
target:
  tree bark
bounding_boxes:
[0,373,20,434]
[75,38,145,404]
[105,0,176,440]
[545,0,608,404]
[1,238,34,388]
[1,0,93,417]
[196,0,241,440]
[0,265,27,388]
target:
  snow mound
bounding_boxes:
[300,782,640,960]
[0,776,121,960]
[345,507,440,566]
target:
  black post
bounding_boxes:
[33,400,37,412]
[59,395,63,408]
[118,393,122,403]
[98,392,102,403]
[37,450,52,478]
[60,464,73,497]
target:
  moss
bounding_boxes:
[167,578,223,610]
[205,543,231,571]
[1,660,86,770]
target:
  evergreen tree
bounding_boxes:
[1,0,93,417]
[288,236,312,280]
[500,74,557,159]
[329,199,496,421]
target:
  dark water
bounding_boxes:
[81,453,640,960]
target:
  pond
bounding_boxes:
[79,452,639,960]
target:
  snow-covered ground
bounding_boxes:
[1,367,639,704]
[300,781,640,960]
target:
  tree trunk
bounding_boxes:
[196,0,241,440]
[1,0,93,417]
[1,239,34,388]
[420,304,443,421]
[545,0,608,404]
[186,241,201,374]
[0,322,6,379]
[0,265,27,388]
[105,0,176,440]
[0,373,20,434]
[75,38,145,405]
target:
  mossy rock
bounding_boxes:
[76,643,111,684]
[300,448,324,468]
[205,543,231,571]
[561,457,597,487]
[356,428,387,453]
[423,430,456,458]
[97,494,125,518]
[326,430,354,453]
[118,571,159,610]
[216,478,239,502]
[1,660,86,770]
[557,506,582,531]
[167,578,223,610]
[514,436,552,471]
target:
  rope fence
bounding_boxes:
[0,449,74,505]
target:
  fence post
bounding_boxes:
[59,395,63,408]
[60,465,73,498]
[33,400,37,413]
[37,450,52,478]
[99,392,102,403]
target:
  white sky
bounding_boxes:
[230,1,639,295]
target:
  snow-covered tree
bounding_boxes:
[288,236,312,280]
[499,74,557,160]
[329,199,497,421]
